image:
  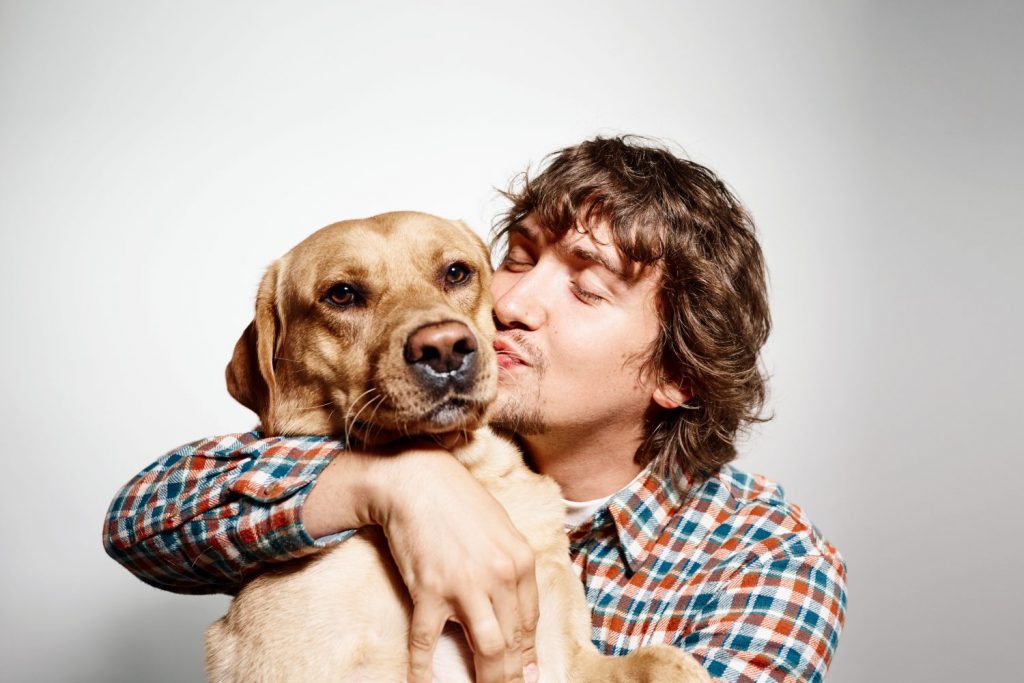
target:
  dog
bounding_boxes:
[204,212,710,682]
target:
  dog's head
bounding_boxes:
[226,212,497,444]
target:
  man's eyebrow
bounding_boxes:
[508,222,631,281]
[565,244,629,281]
[508,222,539,241]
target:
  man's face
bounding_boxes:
[489,214,666,438]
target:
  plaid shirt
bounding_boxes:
[104,432,846,682]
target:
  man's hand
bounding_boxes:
[376,447,539,683]
[303,445,540,683]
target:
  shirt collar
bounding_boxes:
[570,465,691,573]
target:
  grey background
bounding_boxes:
[2,1,1021,681]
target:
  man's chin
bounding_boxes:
[490,394,547,436]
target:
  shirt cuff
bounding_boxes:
[227,436,356,563]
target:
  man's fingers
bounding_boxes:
[502,643,526,683]
[407,603,447,683]
[491,574,523,650]
[460,598,515,683]
[512,548,544,671]
[491,586,526,682]
[516,551,540,670]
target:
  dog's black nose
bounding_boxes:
[404,321,477,377]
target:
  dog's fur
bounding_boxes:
[204,212,709,682]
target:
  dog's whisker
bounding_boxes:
[364,396,386,440]
[345,389,380,440]
[364,395,385,429]
[364,397,388,444]
[340,388,375,435]
[341,388,381,446]
[318,406,341,445]
[297,400,335,412]
[274,356,307,364]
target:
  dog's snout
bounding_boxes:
[404,321,477,377]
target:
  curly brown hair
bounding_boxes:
[491,136,771,483]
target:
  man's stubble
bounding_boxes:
[490,332,548,436]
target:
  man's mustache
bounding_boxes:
[495,330,548,373]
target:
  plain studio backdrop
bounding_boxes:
[2,1,1021,681]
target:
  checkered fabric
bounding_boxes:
[568,464,846,682]
[103,432,352,593]
[104,432,846,680]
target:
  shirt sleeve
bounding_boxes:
[102,431,354,595]
[678,549,848,682]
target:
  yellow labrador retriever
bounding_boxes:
[204,212,709,682]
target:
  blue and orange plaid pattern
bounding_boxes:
[569,465,846,681]
[104,432,846,681]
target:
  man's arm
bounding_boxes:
[102,431,351,594]
[679,550,847,682]
[103,432,540,683]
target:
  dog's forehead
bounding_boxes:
[287,212,487,284]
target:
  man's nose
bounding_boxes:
[492,269,546,331]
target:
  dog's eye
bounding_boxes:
[444,262,473,287]
[323,284,360,308]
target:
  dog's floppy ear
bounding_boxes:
[226,261,282,431]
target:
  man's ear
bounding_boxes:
[226,262,282,430]
[653,381,693,410]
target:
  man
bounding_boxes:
[104,136,846,682]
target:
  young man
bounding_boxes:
[105,137,846,682]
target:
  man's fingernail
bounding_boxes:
[524,663,539,683]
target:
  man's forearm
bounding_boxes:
[102,431,352,594]
[301,449,388,539]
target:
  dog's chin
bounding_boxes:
[352,398,487,446]
[424,398,480,431]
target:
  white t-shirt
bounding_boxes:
[563,468,649,530]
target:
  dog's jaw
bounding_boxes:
[345,395,492,447]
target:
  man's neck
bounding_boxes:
[520,423,645,502]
